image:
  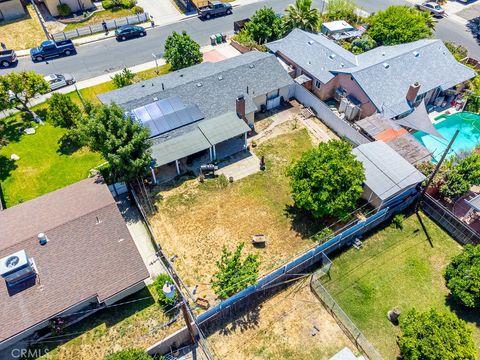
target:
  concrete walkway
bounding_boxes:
[217,150,261,181]
[116,194,165,283]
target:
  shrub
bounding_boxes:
[120,0,136,8]
[445,244,480,308]
[153,274,177,307]
[47,93,81,128]
[391,214,404,230]
[349,34,377,54]
[57,3,72,17]
[231,29,266,52]
[313,227,334,242]
[104,348,152,360]
[112,68,135,88]
[131,5,143,14]
[439,168,470,200]
[102,0,114,9]
[325,0,358,23]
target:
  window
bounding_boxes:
[315,80,322,88]
[266,89,279,100]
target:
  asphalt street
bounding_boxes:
[1,0,478,81]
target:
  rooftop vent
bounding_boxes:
[196,82,202,87]
[383,62,390,69]
[329,54,336,60]
[37,233,48,246]
[307,61,311,65]
[340,63,345,68]
[413,51,419,57]
[307,40,314,45]
[382,52,386,56]
[218,75,223,80]
[0,250,36,288]
[249,64,255,69]
[153,97,158,101]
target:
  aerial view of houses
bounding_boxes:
[0,0,479,358]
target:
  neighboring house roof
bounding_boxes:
[335,40,476,118]
[267,29,476,118]
[266,28,357,83]
[0,177,149,344]
[98,51,294,120]
[352,141,426,201]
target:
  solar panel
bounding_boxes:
[186,105,204,122]
[169,96,185,111]
[157,98,174,115]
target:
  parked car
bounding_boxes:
[0,49,17,68]
[30,40,76,62]
[44,73,76,91]
[415,2,445,17]
[115,25,146,41]
[198,1,232,19]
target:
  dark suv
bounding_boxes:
[115,25,146,41]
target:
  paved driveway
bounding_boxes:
[137,0,180,23]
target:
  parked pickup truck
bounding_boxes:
[198,1,232,19]
[0,49,17,68]
[30,40,76,62]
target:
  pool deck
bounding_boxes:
[429,106,461,124]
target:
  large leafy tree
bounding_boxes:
[284,0,321,33]
[104,348,152,360]
[164,31,202,71]
[367,6,433,46]
[399,308,476,360]
[287,140,365,219]
[244,7,284,44]
[211,243,260,299]
[445,245,480,308]
[457,153,480,186]
[79,103,152,183]
[325,0,358,23]
[0,71,49,116]
[46,93,81,128]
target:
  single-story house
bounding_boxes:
[352,141,426,209]
[0,177,149,352]
[99,51,295,178]
[267,28,476,120]
[40,0,93,16]
[0,0,25,21]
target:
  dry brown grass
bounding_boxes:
[0,5,47,50]
[149,126,330,305]
[207,278,357,359]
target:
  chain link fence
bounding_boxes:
[52,13,149,41]
[421,194,480,245]
[311,274,384,360]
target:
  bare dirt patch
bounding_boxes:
[207,278,358,359]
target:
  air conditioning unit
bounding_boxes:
[0,250,36,287]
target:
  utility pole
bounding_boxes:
[416,129,459,211]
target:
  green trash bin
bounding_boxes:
[215,33,222,44]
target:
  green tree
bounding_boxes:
[79,103,152,183]
[0,71,49,116]
[244,7,284,44]
[349,34,377,54]
[457,153,480,186]
[211,243,260,299]
[399,308,476,360]
[46,93,81,128]
[104,348,152,360]
[287,140,365,219]
[367,6,433,46]
[153,274,178,308]
[112,68,135,88]
[325,0,358,23]
[164,31,202,71]
[444,41,468,62]
[445,244,480,308]
[439,168,470,199]
[284,0,321,33]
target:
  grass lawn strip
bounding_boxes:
[322,212,480,358]
[63,8,136,31]
[0,5,47,50]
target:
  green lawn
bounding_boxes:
[322,212,480,359]
[0,113,102,207]
[63,8,136,31]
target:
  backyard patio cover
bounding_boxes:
[466,194,480,212]
[394,101,444,139]
[150,112,250,167]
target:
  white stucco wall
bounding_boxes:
[0,0,25,21]
[44,0,93,16]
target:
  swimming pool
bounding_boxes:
[413,112,480,162]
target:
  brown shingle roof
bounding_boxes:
[0,177,149,343]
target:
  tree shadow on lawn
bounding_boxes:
[0,155,17,181]
[445,294,480,330]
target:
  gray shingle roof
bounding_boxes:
[98,52,294,120]
[266,28,357,83]
[352,141,426,201]
[198,112,250,145]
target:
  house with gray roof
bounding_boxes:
[99,52,294,178]
[352,141,426,209]
[267,29,475,120]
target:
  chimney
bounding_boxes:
[236,95,246,123]
[406,82,421,104]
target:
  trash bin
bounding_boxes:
[210,34,216,46]
[221,33,227,42]
[215,33,222,44]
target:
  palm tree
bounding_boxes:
[284,0,321,33]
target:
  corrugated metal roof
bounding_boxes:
[198,112,250,145]
[352,141,426,201]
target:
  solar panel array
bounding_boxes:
[131,96,204,137]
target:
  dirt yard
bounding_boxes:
[149,115,335,304]
[0,5,47,50]
[207,277,358,359]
